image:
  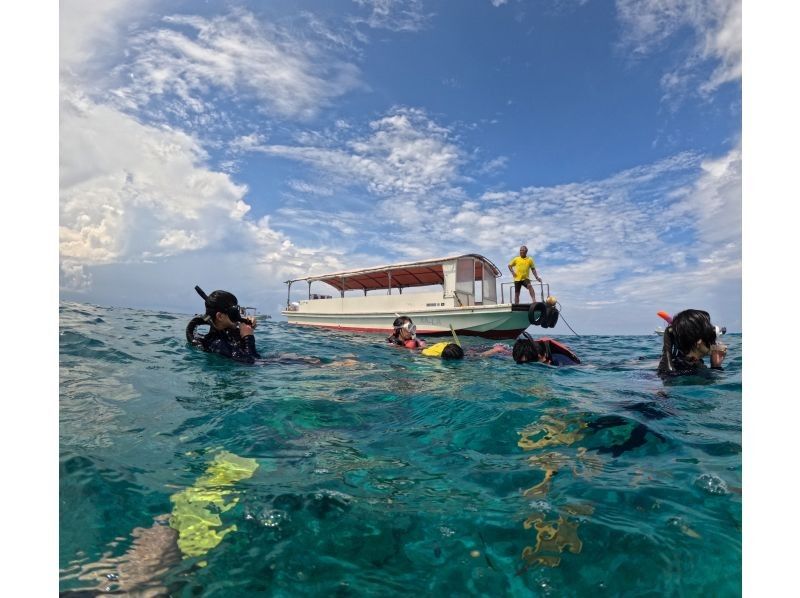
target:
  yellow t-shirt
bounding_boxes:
[509,256,535,281]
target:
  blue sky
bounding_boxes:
[59,0,742,334]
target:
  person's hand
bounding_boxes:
[239,323,254,337]
[710,343,727,368]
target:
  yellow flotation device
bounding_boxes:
[421,341,450,357]
[169,451,259,559]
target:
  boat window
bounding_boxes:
[482,261,497,304]
[455,257,475,298]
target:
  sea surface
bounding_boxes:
[59,302,742,597]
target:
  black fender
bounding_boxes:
[545,305,559,328]
[528,302,547,326]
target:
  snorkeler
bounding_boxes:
[387,316,427,349]
[658,309,727,377]
[186,286,261,364]
[512,331,581,366]
[421,342,464,360]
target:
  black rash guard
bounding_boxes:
[201,327,261,364]
[657,351,722,378]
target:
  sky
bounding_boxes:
[58,0,743,334]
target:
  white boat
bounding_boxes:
[281,254,546,339]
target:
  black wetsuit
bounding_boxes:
[657,351,721,378]
[200,327,261,364]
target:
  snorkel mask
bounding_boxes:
[394,320,417,337]
[195,286,245,323]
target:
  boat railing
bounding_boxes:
[500,281,550,304]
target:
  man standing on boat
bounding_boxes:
[508,246,541,304]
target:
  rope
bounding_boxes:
[556,303,581,337]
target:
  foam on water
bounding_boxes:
[60,302,742,596]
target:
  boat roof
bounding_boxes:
[285,254,501,292]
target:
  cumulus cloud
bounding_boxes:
[616,0,741,97]
[58,89,340,292]
[60,0,153,77]
[111,9,361,121]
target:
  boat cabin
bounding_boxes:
[285,254,501,313]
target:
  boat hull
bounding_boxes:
[281,304,531,339]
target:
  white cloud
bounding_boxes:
[616,0,741,97]
[58,89,337,292]
[110,10,362,121]
[352,0,433,32]
[60,0,153,77]
[477,155,509,175]
[250,107,465,196]
[286,180,335,196]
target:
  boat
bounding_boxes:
[281,254,552,339]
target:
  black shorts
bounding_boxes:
[514,279,533,292]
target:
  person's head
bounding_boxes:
[669,309,717,356]
[421,342,464,359]
[512,332,547,364]
[441,343,464,360]
[392,316,416,340]
[519,245,528,257]
[204,290,244,330]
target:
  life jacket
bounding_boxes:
[388,336,422,348]
[421,342,449,357]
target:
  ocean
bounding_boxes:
[59,301,742,596]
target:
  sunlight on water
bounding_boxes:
[60,302,741,596]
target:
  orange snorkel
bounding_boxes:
[657,311,673,324]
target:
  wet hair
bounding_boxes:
[512,336,541,363]
[669,309,717,354]
[204,290,240,320]
[441,343,464,360]
[392,315,413,328]
[390,315,414,337]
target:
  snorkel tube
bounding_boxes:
[660,325,676,373]
[186,286,213,346]
[449,324,461,347]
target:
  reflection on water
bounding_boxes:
[60,302,742,595]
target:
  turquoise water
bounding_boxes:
[59,302,741,596]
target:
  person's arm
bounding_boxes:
[530,261,542,282]
[237,324,261,360]
[205,327,259,363]
[508,259,516,277]
[710,344,726,369]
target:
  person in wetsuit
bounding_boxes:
[186,288,261,364]
[386,316,427,349]
[658,309,726,377]
[512,331,580,366]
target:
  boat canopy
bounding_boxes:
[285,254,502,292]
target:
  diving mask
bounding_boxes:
[395,321,417,336]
